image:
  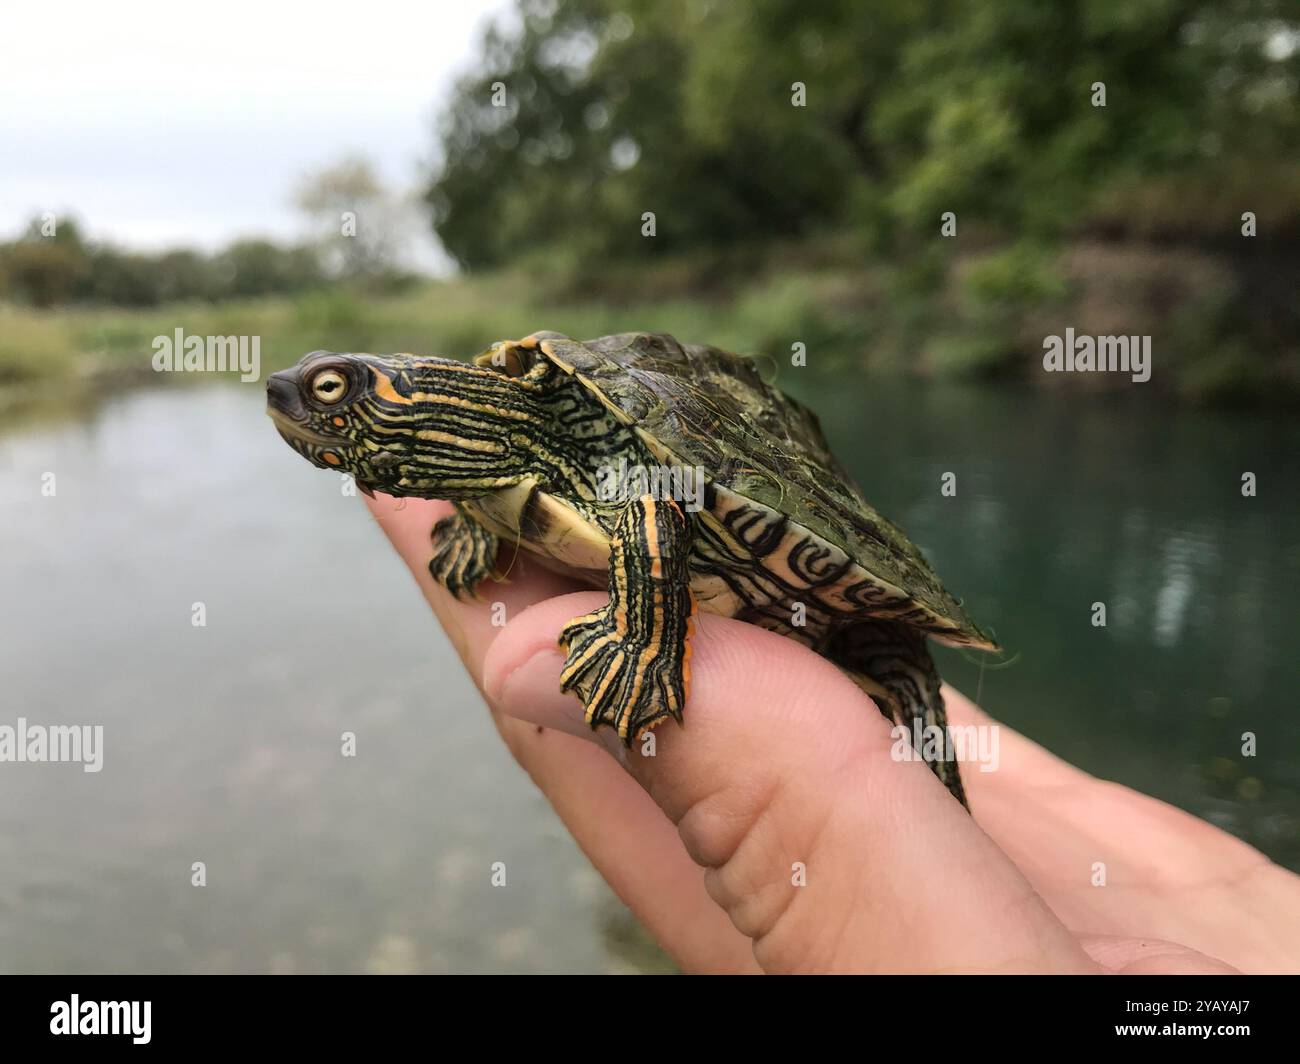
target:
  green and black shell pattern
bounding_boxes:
[523,331,998,651]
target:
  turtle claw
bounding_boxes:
[558,610,686,744]
[428,510,499,600]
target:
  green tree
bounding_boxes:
[155,249,219,302]
[0,214,91,306]
[211,240,326,299]
[427,0,1300,267]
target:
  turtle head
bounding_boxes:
[267,350,534,498]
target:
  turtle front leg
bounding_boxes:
[428,506,500,600]
[559,496,695,743]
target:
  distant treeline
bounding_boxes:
[0,214,415,308]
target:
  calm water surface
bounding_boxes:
[0,377,1296,972]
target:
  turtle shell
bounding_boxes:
[524,331,998,651]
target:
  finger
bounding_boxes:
[1078,934,1239,974]
[364,493,759,972]
[943,683,1096,791]
[944,685,1295,972]
[485,596,1100,973]
[489,716,761,972]
[947,683,1277,874]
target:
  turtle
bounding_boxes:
[267,331,999,807]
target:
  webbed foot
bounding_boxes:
[558,496,694,743]
[429,508,500,600]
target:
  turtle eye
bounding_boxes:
[310,369,348,405]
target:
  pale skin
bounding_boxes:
[367,492,1300,974]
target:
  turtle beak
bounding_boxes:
[266,369,307,423]
[266,368,348,457]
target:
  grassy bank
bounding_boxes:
[0,267,871,396]
[2,245,1295,409]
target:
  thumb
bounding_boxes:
[483,593,1098,973]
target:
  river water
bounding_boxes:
[0,377,1296,971]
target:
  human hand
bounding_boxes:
[366,493,1300,974]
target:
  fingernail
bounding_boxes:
[496,650,584,729]
[495,651,629,761]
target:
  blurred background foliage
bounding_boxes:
[2,0,1297,404]
[427,0,1299,401]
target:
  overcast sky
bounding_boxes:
[1,0,512,271]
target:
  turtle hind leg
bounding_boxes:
[559,495,695,743]
[827,620,969,810]
[428,506,500,600]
